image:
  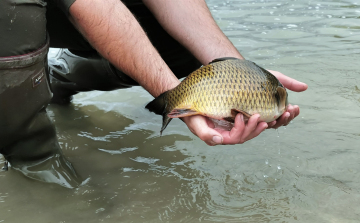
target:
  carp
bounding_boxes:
[146,57,288,134]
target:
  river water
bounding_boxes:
[1,0,360,222]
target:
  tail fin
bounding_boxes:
[145,92,172,135]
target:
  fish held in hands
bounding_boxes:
[146,57,288,134]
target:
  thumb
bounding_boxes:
[182,116,223,146]
[268,70,308,92]
[196,127,223,146]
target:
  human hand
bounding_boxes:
[181,114,268,146]
[266,70,308,129]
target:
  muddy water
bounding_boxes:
[1,0,360,222]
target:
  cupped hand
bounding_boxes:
[267,70,308,129]
[181,114,268,146]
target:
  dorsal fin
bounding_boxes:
[209,57,240,64]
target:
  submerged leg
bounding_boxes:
[2,160,8,171]
[0,40,82,188]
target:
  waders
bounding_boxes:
[0,39,81,188]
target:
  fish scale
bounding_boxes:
[146,58,288,134]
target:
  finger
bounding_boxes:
[267,70,308,92]
[222,114,246,144]
[230,114,246,138]
[271,111,290,129]
[293,105,300,118]
[267,120,277,128]
[239,114,260,143]
[270,103,298,128]
[245,122,268,141]
[182,116,223,146]
[284,105,299,126]
[284,105,295,126]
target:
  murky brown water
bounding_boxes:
[2,0,360,222]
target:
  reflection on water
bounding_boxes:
[2,0,360,222]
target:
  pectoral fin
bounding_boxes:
[276,86,288,111]
[223,109,251,123]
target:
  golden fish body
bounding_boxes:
[146,58,288,134]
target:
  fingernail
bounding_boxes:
[212,136,223,145]
[240,114,244,121]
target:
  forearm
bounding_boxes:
[69,0,179,97]
[142,0,244,65]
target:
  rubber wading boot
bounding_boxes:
[0,39,82,188]
[48,49,139,104]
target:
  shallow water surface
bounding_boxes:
[2,0,360,222]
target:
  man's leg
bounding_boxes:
[0,1,81,188]
[48,48,138,104]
